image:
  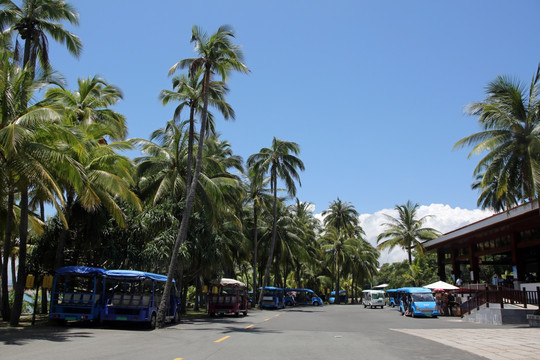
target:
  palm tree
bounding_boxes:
[471,173,520,212]
[0,51,72,321]
[454,63,540,210]
[0,0,81,71]
[319,227,361,304]
[377,200,440,265]
[247,137,304,307]
[45,75,127,140]
[322,198,360,236]
[44,76,138,270]
[159,70,234,191]
[288,199,320,287]
[320,198,361,303]
[242,169,272,301]
[1,0,82,326]
[156,25,248,327]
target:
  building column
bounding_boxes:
[510,232,525,287]
[437,249,446,281]
[451,248,459,282]
[469,244,479,283]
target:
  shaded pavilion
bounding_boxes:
[424,202,540,287]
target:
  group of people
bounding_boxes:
[434,291,461,316]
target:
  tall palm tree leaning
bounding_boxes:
[247,137,304,308]
[156,25,248,327]
[0,0,81,326]
[321,198,360,304]
[377,200,440,265]
[159,69,234,194]
[454,63,540,210]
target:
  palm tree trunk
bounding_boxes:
[10,255,16,286]
[10,186,29,326]
[252,205,258,304]
[2,189,15,321]
[185,105,196,195]
[335,256,340,304]
[157,64,211,327]
[258,175,278,308]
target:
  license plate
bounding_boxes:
[65,316,76,321]
[116,316,128,321]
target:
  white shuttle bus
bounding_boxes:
[362,289,385,308]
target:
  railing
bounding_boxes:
[460,285,540,315]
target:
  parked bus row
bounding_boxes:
[49,266,181,329]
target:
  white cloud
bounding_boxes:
[314,203,494,265]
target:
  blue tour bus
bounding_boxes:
[385,289,400,307]
[49,266,107,323]
[328,290,348,304]
[283,288,323,306]
[260,286,285,309]
[101,270,181,328]
[397,287,438,318]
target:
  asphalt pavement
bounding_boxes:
[1,305,538,359]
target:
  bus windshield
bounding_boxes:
[412,293,435,302]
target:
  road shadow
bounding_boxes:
[0,324,94,346]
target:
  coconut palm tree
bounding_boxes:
[159,70,234,192]
[319,227,361,304]
[320,198,362,303]
[454,63,540,209]
[322,198,359,236]
[247,137,304,307]
[0,0,81,71]
[157,25,248,326]
[45,75,127,140]
[0,0,82,326]
[377,200,440,265]
[242,169,272,302]
[0,51,75,321]
[471,173,520,212]
[43,77,138,270]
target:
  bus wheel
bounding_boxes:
[243,311,248,316]
[314,302,320,306]
[209,312,216,317]
[234,312,239,317]
[148,313,157,329]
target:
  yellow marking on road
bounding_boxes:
[173,358,183,360]
[214,335,231,343]
[274,314,280,317]
[264,318,270,321]
[245,324,254,329]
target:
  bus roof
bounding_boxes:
[105,269,173,282]
[397,287,432,293]
[56,266,106,276]
[362,289,384,293]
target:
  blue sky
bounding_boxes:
[46,0,540,218]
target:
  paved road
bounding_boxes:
[1,305,538,359]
